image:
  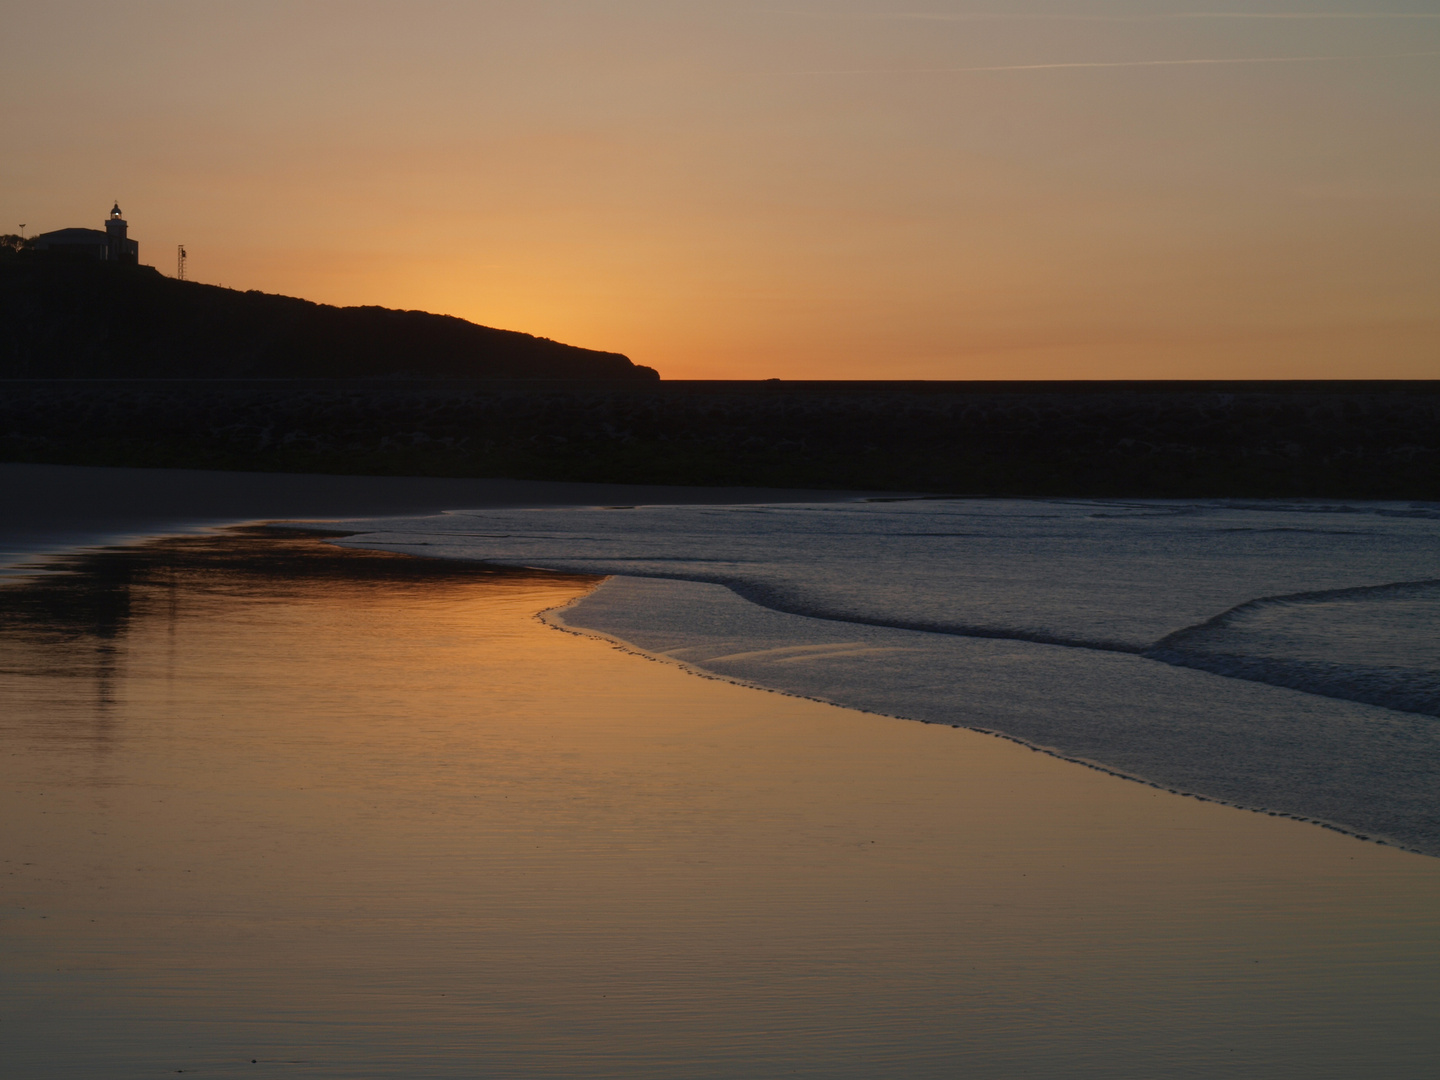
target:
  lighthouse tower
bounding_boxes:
[104,202,139,265]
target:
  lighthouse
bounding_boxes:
[31,203,141,264]
[104,202,138,265]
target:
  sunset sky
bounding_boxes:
[4,1,1438,379]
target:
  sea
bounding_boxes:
[335,497,1440,856]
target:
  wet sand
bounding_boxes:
[0,461,882,573]
[2,528,1438,1078]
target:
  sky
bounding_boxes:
[3,1,1438,380]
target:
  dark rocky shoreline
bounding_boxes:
[3,378,1436,497]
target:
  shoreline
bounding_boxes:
[325,502,1436,858]
[0,461,887,575]
[9,466,1422,860]
[3,526,1437,1076]
[543,586,1424,858]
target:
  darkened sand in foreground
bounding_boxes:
[0,461,885,573]
[3,529,1439,1078]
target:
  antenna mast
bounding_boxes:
[177,245,187,281]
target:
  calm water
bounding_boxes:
[334,498,1440,853]
[3,528,1438,1078]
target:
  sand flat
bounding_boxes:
[0,461,882,574]
[2,527,1437,1077]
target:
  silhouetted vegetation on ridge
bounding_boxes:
[0,252,656,380]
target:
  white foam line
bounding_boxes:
[772,646,916,662]
[688,641,872,663]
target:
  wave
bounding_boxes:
[1147,580,1440,718]
[332,498,1440,853]
[1145,650,1440,719]
[696,576,1440,720]
[335,499,1440,715]
[535,570,1440,719]
[554,575,1440,857]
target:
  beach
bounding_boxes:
[0,461,882,573]
[3,465,1439,1077]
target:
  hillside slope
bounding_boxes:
[0,257,656,380]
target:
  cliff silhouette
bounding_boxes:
[0,254,657,380]
[2,246,1436,498]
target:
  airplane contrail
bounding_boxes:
[769,49,1440,75]
[766,9,1440,23]
[1172,11,1440,17]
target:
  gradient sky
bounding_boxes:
[4,1,1438,379]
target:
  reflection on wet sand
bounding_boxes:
[2,528,1438,1079]
[0,528,583,779]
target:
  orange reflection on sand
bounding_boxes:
[2,528,1438,1077]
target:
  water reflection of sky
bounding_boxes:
[2,527,1438,1079]
[0,527,596,778]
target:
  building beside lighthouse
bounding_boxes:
[31,203,139,264]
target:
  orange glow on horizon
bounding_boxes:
[4,2,1438,379]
